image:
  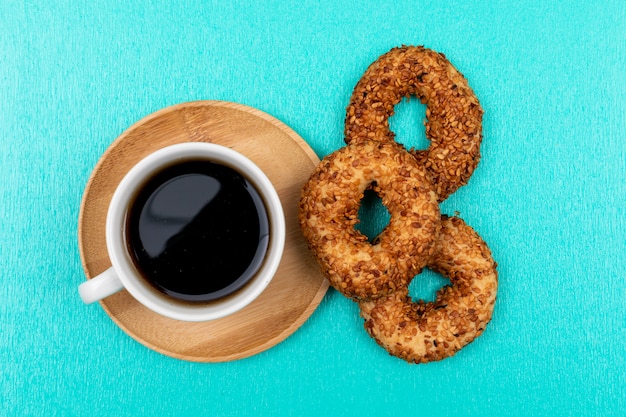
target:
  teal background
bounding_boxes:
[1,1,624,416]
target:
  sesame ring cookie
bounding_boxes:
[359,215,498,363]
[344,45,484,201]
[298,140,440,301]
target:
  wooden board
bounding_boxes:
[78,101,329,362]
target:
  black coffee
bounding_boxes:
[126,160,270,302]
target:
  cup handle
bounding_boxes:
[78,267,124,304]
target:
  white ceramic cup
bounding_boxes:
[78,142,285,322]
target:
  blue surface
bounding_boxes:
[1,1,624,416]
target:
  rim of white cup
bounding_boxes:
[105,142,285,322]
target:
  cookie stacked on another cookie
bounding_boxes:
[299,46,497,364]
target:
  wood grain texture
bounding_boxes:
[78,101,328,362]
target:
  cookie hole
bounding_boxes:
[354,189,390,243]
[409,269,451,303]
[388,96,429,151]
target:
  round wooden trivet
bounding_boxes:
[78,101,328,362]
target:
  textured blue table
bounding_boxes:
[2,1,624,416]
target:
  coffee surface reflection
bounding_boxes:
[126,160,270,302]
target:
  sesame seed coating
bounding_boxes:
[298,140,440,301]
[359,215,498,363]
[344,45,484,201]
[298,46,496,364]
